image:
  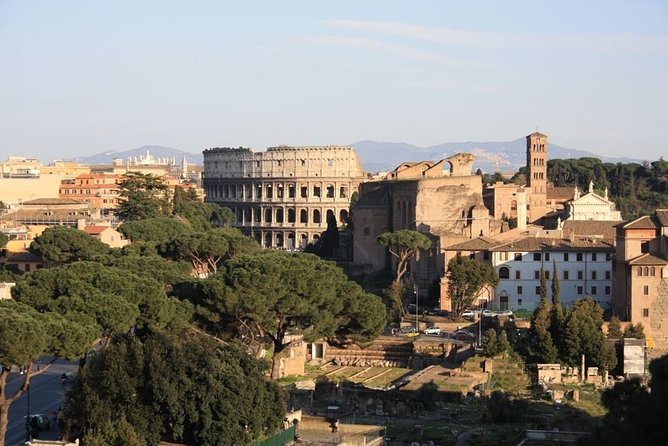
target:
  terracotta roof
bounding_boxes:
[491,236,614,252]
[443,236,502,251]
[84,225,111,235]
[547,186,575,200]
[655,209,668,226]
[21,198,85,206]
[623,216,659,230]
[628,253,668,265]
[527,131,548,138]
[561,220,618,239]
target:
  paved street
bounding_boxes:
[4,358,78,446]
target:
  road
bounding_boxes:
[4,358,78,446]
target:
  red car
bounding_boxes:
[452,329,476,341]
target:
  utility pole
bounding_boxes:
[414,284,419,332]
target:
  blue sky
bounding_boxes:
[1,0,666,161]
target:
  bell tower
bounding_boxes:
[526,131,548,222]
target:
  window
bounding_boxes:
[641,242,650,254]
[591,286,597,295]
[326,185,334,198]
[517,298,523,306]
[591,271,597,280]
[363,227,370,236]
[515,270,521,280]
[533,253,542,261]
[638,267,643,277]
[313,186,321,197]
[577,253,583,261]
[534,270,540,280]
[535,286,541,295]
[643,285,649,295]
[578,271,584,280]
[483,252,490,260]
[545,271,550,280]
[606,252,613,261]
[300,186,308,198]
[605,271,611,280]
[605,286,611,295]
[643,308,650,318]
[564,253,569,261]
[592,253,597,261]
[577,286,583,294]
[498,267,510,279]
[514,253,523,261]
[563,271,569,280]
[545,253,550,261]
[517,286,523,295]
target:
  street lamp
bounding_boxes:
[413,284,419,332]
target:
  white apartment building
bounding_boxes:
[442,234,616,313]
[490,237,615,312]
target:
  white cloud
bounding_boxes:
[323,19,668,54]
[295,34,461,65]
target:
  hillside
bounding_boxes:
[72,140,642,174]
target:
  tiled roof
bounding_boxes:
[628,253,668,265]
[84,225,110,235]
[547,186,575,200]
[491,236,614,252]
[655,209,668,226]
[561,220,619,239]
[527,131,548,138]
[623,216,658,230]
[21,198,85,206]
[443,236,502,251]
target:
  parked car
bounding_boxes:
[462,309,480,318]
[482,309,513,317]
[423,326,442,335]
[452,329,476,341]
[399,326,417,334]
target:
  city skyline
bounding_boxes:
[1,0,666,161]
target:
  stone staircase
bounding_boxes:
[326,336,415,367]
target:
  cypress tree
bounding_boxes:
[550,260,565,354]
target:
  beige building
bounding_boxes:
[352,153,504,298]
[83,225,129,248]
[202,146,365,249]
[60,173,123,211]
[613,209,668,354]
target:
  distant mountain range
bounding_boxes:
[75,140,643,174]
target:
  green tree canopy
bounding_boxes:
[562,298,617,371]
[607,316,623,339]
[0,231,7,249]
[64,332,286,446]
[173,186,234,231]
[29,226,110,264]
[592,354,668,446]
[445,256,499,320]
[118,216,193,245]
[623,322,646,339]
[158,228,260,277]
[12,262,179,335]
[377,230,432,287]
[0,300,97,442]
[116,172,172,221]
[183,252,386,379]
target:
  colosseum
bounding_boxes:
[202,145,366,249]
